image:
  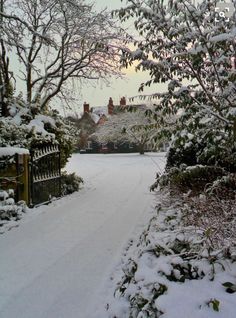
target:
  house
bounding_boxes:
[74,101,108,152]
[73,97,150,153]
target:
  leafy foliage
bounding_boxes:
[0,97,79,167]
[115,0,236,171]
[207,298,220,312]
[107,191,236,317]
[166,115,236,172]
[222,282,236,294]
[61,172,84,195]
[159,165,226,193]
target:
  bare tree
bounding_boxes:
[0,0,124,112]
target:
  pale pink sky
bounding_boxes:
[77,0,164,112]
[10,0,165,114]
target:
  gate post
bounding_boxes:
[0,148,30,205]
[17,153,30,205]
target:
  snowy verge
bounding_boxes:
[101,191,236,318]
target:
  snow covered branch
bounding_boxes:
[0,0,125,112]
[116,0,236,136]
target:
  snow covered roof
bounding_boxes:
[84,103,148,125]
[0,147,29,157]
[90,113,101,124]
[92,106,108,116]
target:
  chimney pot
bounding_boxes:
[120,96,126,107]
[83,102,90,113]
[108,97,114,115]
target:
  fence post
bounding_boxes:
[17,153,30,205]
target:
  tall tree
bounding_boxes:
[0,0,124,112]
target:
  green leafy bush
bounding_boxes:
[61,172,84,195]
[166,124,236,173]
[1,98,78,168]
[160,165,225,193]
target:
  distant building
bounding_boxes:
[72,97,148,153]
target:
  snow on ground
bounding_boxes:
[0,153,166,318]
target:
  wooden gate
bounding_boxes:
[30,144,61,206]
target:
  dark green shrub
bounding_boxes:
[166,129,236,173]
[160,165,225,193]
[166,143,199,169]
[61,172,84,195]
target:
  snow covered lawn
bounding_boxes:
[0,153,165,318]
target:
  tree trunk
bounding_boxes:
[139,144,145,155]
[233,117,236,142]
[0,1,13,117]
[26,64,32,105]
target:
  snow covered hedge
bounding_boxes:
[105,1,236,315]
[166,122,236,173]
[61,172,84,195]
[104,160,236,317]
[0,189,27,233]
[106,191,236,318]
[0,96,78,168]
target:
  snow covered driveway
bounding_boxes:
[0,153,166,318]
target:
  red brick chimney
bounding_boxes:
[108,97,114,115]
[120,96,126,107]
[83,102,90,114]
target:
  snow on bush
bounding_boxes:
[102,1,236,315]
[160,165,226,192]
[61,172,84,195]
[0,97,78,168]
[104,191,236,317]
[115,0,236,172]
[182,174,236,253]
[0,189,27,233]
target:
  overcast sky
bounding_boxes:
[11,0,164,115]
[74,0,163,115]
